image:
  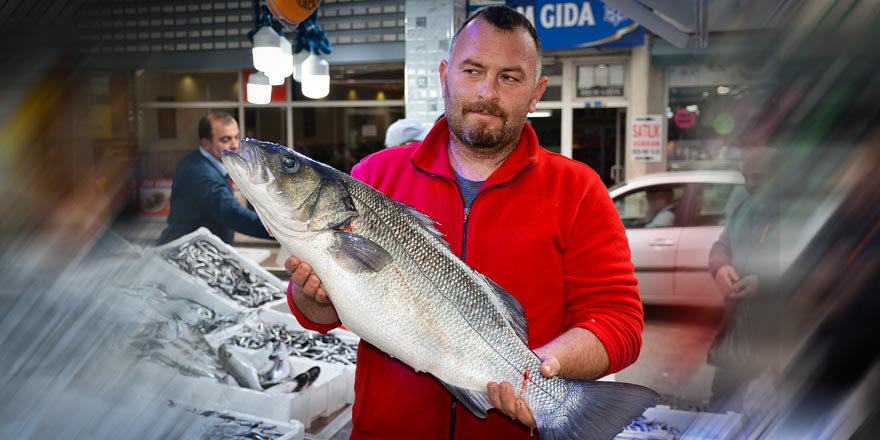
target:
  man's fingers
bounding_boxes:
[284,256,300,275]
[498,382,517,417]
[539,356,561,378]
[292,262,313,287]
[514,400,536,428]
[487,382,501,408]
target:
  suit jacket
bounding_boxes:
[158,148,271,245]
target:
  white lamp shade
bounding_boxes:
[247,71,271,104]
[301,54,330,99]
[291,50,309,83]
[276,37,293,78]
[252,26,281,73]
[267,72,286,86]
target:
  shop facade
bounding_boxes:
[81,0,774,216]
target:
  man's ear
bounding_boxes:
[529,76,549,113]
[439,60,449,97]
[199,137,211,149]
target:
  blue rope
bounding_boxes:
[247,4,284,43]
[294,6,332,55]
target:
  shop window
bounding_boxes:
[136,71,239,102]
[666,65,774,170]
[292,63,403,101]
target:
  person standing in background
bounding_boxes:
[707,147,782,412]
[384,118,430,148]
[158,111,272,245]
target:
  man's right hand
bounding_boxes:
[713,265,740,297]
[285,256,339,324]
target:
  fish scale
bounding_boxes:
[223,138,660,440]
[345,181,529,385]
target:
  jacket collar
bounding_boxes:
[411,117,541,186]
[198,146,228,177]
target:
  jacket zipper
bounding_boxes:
[414,160,534,440]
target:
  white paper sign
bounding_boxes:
[631,115,663,162]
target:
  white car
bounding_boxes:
[609,171,747,307]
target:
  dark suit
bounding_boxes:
[158,148,271,245]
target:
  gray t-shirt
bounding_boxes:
[455,172,483,209]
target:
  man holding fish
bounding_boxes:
[283,6,647,439]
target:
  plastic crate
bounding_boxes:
[617,405,742,440]
[259,299,359,404]
[150,228,287,309]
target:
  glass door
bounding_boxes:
[572,107,626,187]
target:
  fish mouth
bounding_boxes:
[222,138,275,186]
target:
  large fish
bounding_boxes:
[222,139,659,440]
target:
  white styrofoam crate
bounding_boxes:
[259,299,359,404]
[152,354,344,430]
[149,227,287,309]
[185,408,305,440]
[205,309,357,408]
[622,405,743,440]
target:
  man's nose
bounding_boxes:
[477,78,499,101]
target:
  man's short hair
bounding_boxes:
[449,6,543,78]
[198,111,236,141]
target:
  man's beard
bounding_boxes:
[445,94,527,153]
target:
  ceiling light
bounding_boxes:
[301,53,330,99]
[291,50,310,83]
[252,26,281,74]
[246,71,271,104]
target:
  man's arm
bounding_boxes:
[205,173,272,239]
[492,177,642,427]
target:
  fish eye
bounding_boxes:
[281,155,300,173]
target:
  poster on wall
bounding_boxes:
[631,115,663,162]
[467,0,644,50]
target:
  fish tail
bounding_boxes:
[536,380,659,440]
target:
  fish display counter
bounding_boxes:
[108,228,359,431]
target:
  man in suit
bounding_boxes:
[158,111,272,245]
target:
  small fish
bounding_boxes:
[292,366,321,392]
[217,343,262,390]
[223,139,659,440]
[259,342,292,388]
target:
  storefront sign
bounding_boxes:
[673,108,696,129]
[468,1,644,50]
[631,115,663,162]
[577,86,624,97]
[713,113,735,135]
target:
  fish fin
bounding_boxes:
[331,231,394,273]
[439,382,492,419]
[483,275,529,346]
[402,204,445,243]
[536,380,660,440]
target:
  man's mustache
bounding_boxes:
[463,103,506,118]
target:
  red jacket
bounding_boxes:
[288,119,643,439]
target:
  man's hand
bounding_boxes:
[729,275,759,299]
[285,255,338,324]
[486,355,561,428]
[713,265,740,297]
[285,256,330,303]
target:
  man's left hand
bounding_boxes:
[487,355,561,428]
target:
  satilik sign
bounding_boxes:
[631,115,663,162]
[467,0,644,50]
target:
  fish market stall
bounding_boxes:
[131,228,359,429]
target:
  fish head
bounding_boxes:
[222,138,358,237]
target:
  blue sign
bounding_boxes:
[467,1,644,50]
